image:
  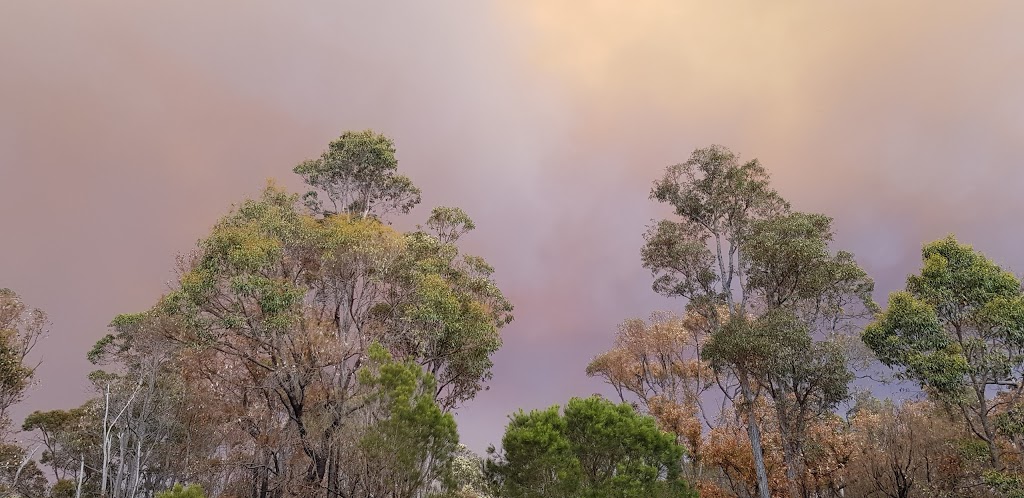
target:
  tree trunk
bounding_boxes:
[739,372,772,498]
[75,455,85,498]
[102,383,111,498]
[780,438,802,498]
[978,398,1001,468]
[113,429,127,498]
[131,435,143,498]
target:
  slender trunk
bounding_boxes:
[102,383,111,498]
[739,372,772,498]
[12,444,38,490]
[131,435,143,497]
[75,455,85,498]
[978,395,1000,468]
[114,429,127,498]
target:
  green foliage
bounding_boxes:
[487,396,698,498]
[863,235,1024,467]
[359,343,460,496]
[294,130,422,218]
[642,145,787,310]
[742,212,877,314]
[983,470,1024,498]
[155,483,206,498]
[0,329,32,401]
[863,236,1024,400]
[997,404,1024,437]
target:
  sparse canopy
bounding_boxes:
[641,146,875,498]
[294,130,422,219]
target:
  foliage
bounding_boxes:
[13,139,1024,498]
[487,396,698,498]
[863,236,1024,466]
[640,145,875,498]
[0,288,44,434]
[294,130,422,218]
[353,343,460,498]
[40,131,514,497]
[155,483,207,498]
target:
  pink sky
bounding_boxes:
[3,1,1024,451]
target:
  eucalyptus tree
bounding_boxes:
[586,312,715,482]
[642,146,875,498]
[0,288,45,433]
[863,236,1024,467]
[84,309,208,498]
[293,130,421,219]
[114,131,512,497]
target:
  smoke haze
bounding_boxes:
[3,1,1024,451]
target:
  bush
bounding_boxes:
[155,483,206,498]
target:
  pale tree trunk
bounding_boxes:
[101,380,143,498]
[114,428,127,498]
[739,372,772,498]
[130,435,143,498]
[775,404,804,498]
[12,444,39,491]
[102,383,111,498]
[75,456,85,498]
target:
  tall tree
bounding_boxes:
[642,145,786,498]
[96,130,512,497]
[642,146,874,498]
[863,235,1024,467]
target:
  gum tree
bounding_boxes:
[642,146,874,498]
[863,236,1024,467]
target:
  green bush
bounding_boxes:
[155,483,206,498]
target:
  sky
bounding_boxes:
[3,1,1024,452]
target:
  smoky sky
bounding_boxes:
[3,1,1024,452]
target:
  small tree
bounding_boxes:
[486,396,698,498]
[864,236,1024,467]
[155,483,206,498]
[293,130,421,219]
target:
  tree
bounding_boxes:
[0,288,44,434]
[641,145,786,498]
[642,146,874,498]
[97,131,512,497]
[586,312,714,482]
[844,396,979,497]
[22,408,90,482]
[863,236,1024,467]
[293,130,422,219]
[344,343,459,498]
[486,396,698,498]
